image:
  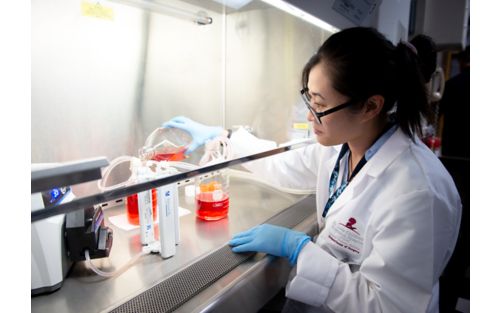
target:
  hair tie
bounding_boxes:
[401,41,418,55]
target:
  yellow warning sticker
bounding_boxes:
[293,123,309,130]
[81,1,114,20]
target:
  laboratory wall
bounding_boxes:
[31,0,327,174]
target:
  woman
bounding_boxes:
[163,27,461,313]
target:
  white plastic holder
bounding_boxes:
[173,183,180,245]
[157,182,179,258]
[136,167,155,245]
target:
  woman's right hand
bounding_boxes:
[162,116,224,154]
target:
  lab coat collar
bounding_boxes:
[325,128,411,214]
[363,127,411,178]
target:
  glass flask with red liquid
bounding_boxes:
[196,170,229,221]
[150,146,188,162]
[139,127,191,163]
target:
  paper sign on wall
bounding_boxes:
[81,1,114,20]
[332,0,379,25]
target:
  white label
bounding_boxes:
[213,189,223,201]
[159,184,176,258]
[138,190,154,244]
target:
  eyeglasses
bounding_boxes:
[300,88,358,124]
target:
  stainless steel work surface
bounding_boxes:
[31,174,312,313]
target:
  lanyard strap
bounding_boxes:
[321,124,397,219]
[322,144,366,218]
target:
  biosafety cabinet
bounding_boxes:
[31,1,412,312]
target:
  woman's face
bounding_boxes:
[306,62,364,146]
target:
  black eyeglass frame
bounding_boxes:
[300,88,359,124]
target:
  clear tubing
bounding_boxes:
[84,249,147,278]
[97,155,136,192]
[199,136,233,166]
[98,157,200,192]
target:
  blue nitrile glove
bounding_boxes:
[162,116,224,154]
[229,224,311,265]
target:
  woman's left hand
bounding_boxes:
[229,224,311,265]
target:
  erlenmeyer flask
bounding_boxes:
[139,127,192,162]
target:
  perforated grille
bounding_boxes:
[110,195,315,313]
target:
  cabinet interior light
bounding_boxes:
[260,0,339,33]
[109,0,213,25]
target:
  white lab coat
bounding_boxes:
[229,127,461,313]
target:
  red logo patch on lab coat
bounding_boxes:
[341,217,359,234]
[327,216,364,263]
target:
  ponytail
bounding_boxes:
[394,42,430,139]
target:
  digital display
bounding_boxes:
[41,186,70,208]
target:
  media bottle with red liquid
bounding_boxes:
[196,170,229,221]
[129,126,190,225]
[126,189,157,225]
[127,149,188,225]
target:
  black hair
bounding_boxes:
[410,34,437,83]
[302,27,430,139]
